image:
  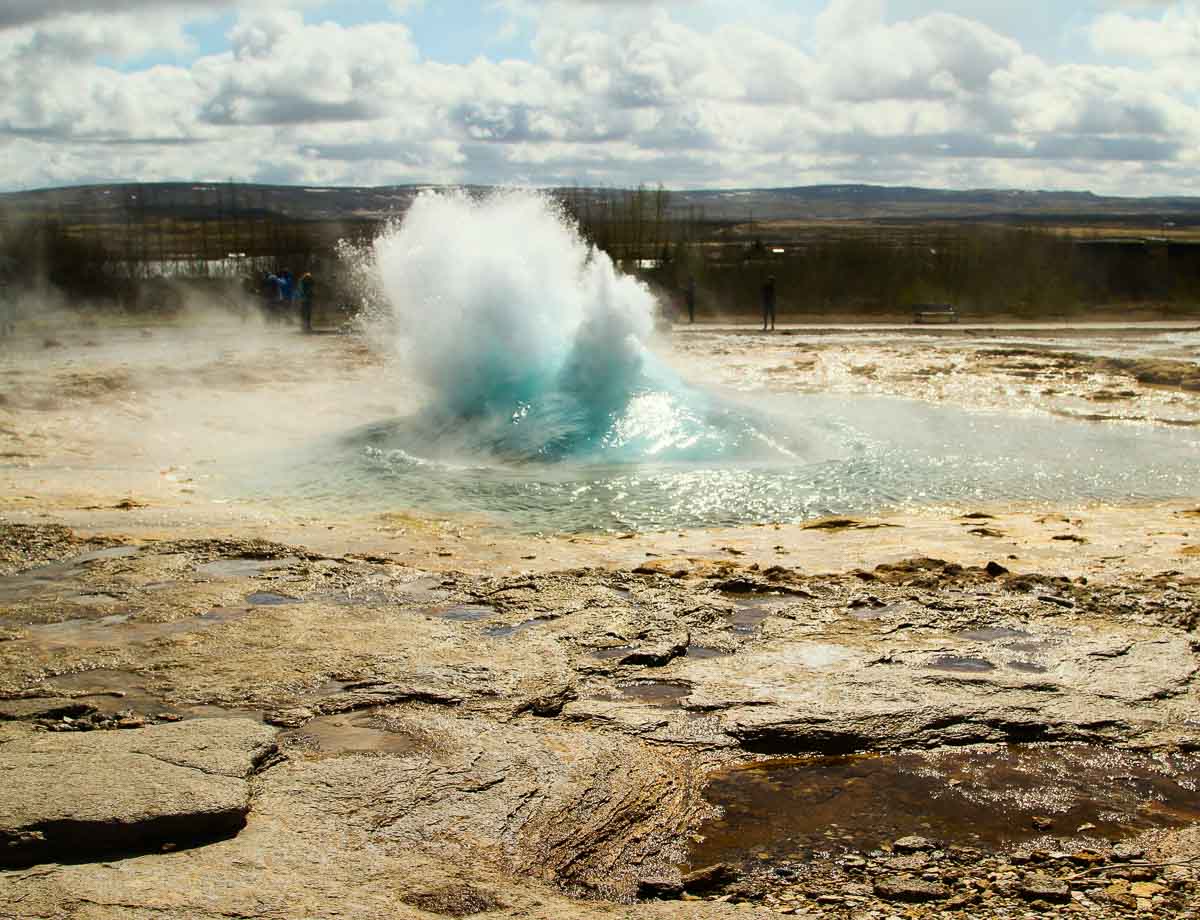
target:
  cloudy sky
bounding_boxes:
[2,0,1198,195]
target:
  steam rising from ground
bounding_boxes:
[367,191,789,462]
[6,195,1197,534]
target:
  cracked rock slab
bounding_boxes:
[0,717,276,867]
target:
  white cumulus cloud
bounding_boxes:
[0,0,1199,195]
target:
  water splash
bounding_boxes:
[367,190,789,463]
[247,191,1200,533]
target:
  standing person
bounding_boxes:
[761,275,776,331]
[261,272,281,321]
[263,272,280,314]
[299,272,314,333]
[686,275,696,324]
[0,282,13,338]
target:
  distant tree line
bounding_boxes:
[557,185,1200,318]
[0,183,375,312]
[1,182,1197,319]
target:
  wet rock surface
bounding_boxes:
[0,523,1198,917]
[681,835,1200,917]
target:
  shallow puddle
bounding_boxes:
[1008,660,1050,674]
[686,645,731,660]
[49,668,145,694]
[394,576,453,604]
[246,591,301,605]
[927,655,996,673]
[46,669,180,716]
[721,589,796,637]
[618,681,691,707]
[434,604,493,622]
[289,708,421,755]
[308,587,396,606]
[688,744,1200,871]
[198,557,298,578]
[961,627,1032,642]
[75,546,141,564]
[0,546,139,604]
[21,607,250,649]
[44,668,262,721]
[484,617,551,638]
[731,611,770,635]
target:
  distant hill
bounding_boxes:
[2,181,1199,227]
[668,185,1200,225]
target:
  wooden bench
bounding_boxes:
[912,303,958,324]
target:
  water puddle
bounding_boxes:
[1008,661,1050,674]
[45,669,178,717]
[961,627,1032,642]
[434,605,493,623]
[21,613,134,648]
[483,617,552,638]
[0,546,140,603]
[927,655,996,673]
[394,576,453,604]
[198,557,298,578]
[74,546,141,564]
[49,668,144,694]
[686,645,732,660]
[44,669,262,722]
[689,744,1200,871]
[307,587,395,606]
[246,591,301,606]
[730,609,775,636]
[299,679,352,702]
[722,593,793,637]
[288,708,422,755]
[618,681,691,707]
[22,607,250,649]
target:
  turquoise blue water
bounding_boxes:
[244,391,1198,533]
[233,193,1199,533]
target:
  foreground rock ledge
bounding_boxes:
[0,718,277,868]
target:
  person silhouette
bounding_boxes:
[761,275,776,331]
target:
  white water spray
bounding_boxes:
[361,189,790,463]
[375,191,656,423]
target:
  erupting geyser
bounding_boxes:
[255,190,1198,534]
[366,190,790,462]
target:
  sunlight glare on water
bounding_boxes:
[237,191,1200,533]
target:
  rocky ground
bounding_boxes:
[1,521,1198,919]
[3,318,1200,918]
[668,322,1200,428]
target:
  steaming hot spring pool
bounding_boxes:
[238,390,1199,534]
[221,192,1200,534]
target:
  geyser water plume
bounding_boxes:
[369,190,790,462]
